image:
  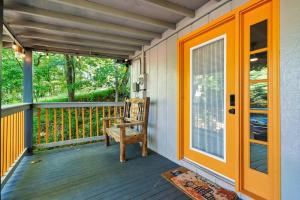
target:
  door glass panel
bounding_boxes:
[250,82,267,109]
[250,52,268,80]
[250,143,268,174]
[191,36,225,160]
[250,113,268,141]
[250,20,267,51]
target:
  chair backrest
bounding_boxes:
[124,97,150,127]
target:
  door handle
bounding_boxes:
[230,94,235,106]
[229,108,235,114]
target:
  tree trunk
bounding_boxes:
[119,64,130,98]
[65,55,75,102]
[114,63,119,102]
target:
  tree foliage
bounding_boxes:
[1,48,130,105]
[2,49,24,104]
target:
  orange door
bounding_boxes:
[181,16,236,180]
[241,1,277,199]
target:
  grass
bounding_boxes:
[36,88,115,102]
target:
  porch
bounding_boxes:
[1,0,299,199]
[1,142,188,200]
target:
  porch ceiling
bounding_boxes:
[3,0,209,59]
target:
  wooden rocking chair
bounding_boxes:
[103,97,150,162]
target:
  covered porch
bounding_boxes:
[1,0,300,199]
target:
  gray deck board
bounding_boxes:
[1,142,190,200]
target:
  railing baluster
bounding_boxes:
[96,107,99,136]
[75,108,79,139]
[5,116,8,175]
[37,108,41,144]
[7,115,11,169]
[45,108,49,143]
[15,113,18,160]
[18,112,20,156]
[22,111,24,150]
[119,107,122,117]
[53,108,57,142]
[17,112,19,157]
[89,107,92,139]
[68,108,72,140]
[13,113,16,161]
[108,106,111,127]
[1,117,4,176]
[4,116,8,172]
[102,107,105,134]
[61,108,64,141]
[114,106,117,124]
[82,108,85,138]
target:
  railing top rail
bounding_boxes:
[33,102,125,108]
[1,103,31,117]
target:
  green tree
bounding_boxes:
[1,49,23,104]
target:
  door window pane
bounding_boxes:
[250,82,267,109]
[250,113,267,141]
[250,143,268,174]
[250,20,267,51]
[250,52,268,80]
[191,36,225,160]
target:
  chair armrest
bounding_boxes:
[103,116,123,121]
[115,121,144,128]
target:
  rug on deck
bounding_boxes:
[162,167,238,200]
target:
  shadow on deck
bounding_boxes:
[1,142,190,200]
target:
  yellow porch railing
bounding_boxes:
[1,104,29,178]
[33,102,124,147]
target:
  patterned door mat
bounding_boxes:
[162,167,238,200]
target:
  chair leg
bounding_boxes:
[120,143,126,162]
[142,139,148,157]
[105,132,110,147]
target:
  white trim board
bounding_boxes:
[189,34,227,163]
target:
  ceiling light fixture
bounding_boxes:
[12,42,17,50]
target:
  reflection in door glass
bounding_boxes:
[250,20,267,51]
[191,37,225,159]
[250,52,268,80]
[250,113,268,141]
[250,82,268,109]
[250,142,268,174]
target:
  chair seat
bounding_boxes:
[106,127,142,142]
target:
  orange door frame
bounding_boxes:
[177,0,280,199]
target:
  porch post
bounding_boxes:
[23,48,33,154]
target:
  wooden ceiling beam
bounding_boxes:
[17,32,140,51]
[23,39,134,56]
[3,41,13,48]
[5,4,161,39]
[32,46,128,59]
[50,0,175,29]
[144,0,195,18]
[10,21,150,46]
[2,35,13,42]
[3,24,23,49]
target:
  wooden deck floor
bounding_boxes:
[1,142,190,200]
